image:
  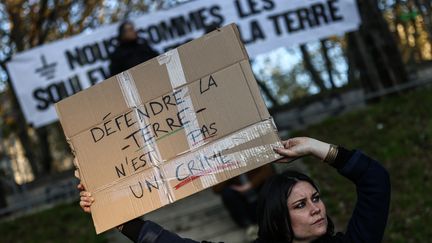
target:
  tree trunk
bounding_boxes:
[300,44,328,92]
[414,0,432,55]
[6,2,56,178]
[0,182,6,209]
[424,0,432,49]
[408,3,422,62]
[35,126,53,175]
[350,0,408,94]
[392,1,404,49]
[1,61,40,177]
[347,32,383,93]
[320,39,336,89]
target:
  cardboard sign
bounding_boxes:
[55,24,282,233]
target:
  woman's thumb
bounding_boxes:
[274,147,296,157]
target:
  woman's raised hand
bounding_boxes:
[274,137,330,162]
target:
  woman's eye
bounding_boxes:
[312,195,320,202]
[295,202,305,209]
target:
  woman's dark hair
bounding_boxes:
[256,170,334,243]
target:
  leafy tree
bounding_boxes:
[0,0,161,178]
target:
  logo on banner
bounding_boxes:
[34,55,58,80]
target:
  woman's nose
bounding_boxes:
[310,203,321,215]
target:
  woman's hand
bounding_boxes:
[77,183,94,213]
[274,137,330,162]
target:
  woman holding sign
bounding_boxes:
[79,137,390,243]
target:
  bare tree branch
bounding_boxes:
[37,1,61,45]
[300,44,328,92]
[320,39,336,89]
[6,2,26,51]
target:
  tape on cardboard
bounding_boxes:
[117,71,162,164]
[157,49,187,89]
[116,70,173,203]
[192,118,281,188]
[172,87,204,149]
[157,49,204,150]
[117,71,142,108]
[163,118,282,190]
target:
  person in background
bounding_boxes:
[109,20,159,76]
[79,137,390,243]
[211,165,274,240]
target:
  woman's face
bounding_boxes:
[287,181,328,241]
[121,24,137,42]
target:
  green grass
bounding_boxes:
[291,88,432,242]
[0,202,108,243]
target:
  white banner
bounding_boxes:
[7,0,360,127]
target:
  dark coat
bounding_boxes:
[121,150,391,243]
[109,39,158,76]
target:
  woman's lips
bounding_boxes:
[312,218,325,225]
